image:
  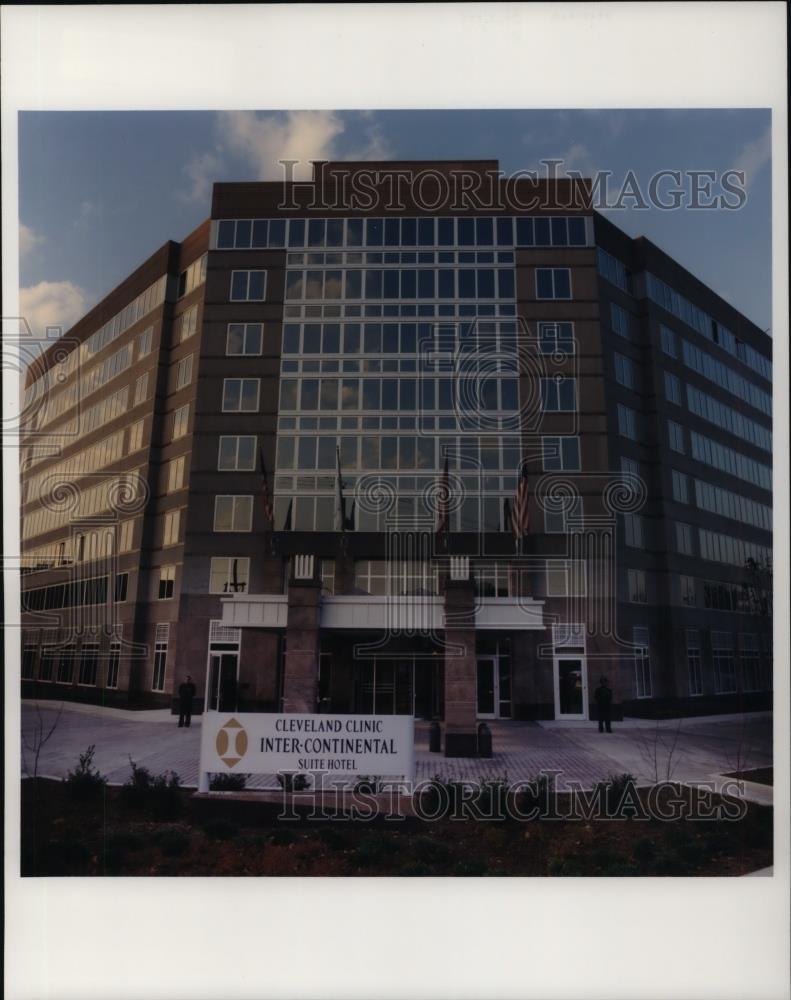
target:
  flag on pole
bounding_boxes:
[345,499,356,532]
[436,456,450,551]
[511,464,530,550]
[259,447,274,528]
[503,497,511,533]
[334,446,347,532]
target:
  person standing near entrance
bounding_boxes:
[178,674,197,728]
[594,677,613,733]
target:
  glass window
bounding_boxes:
[214,495,253,532]
[226,323,263,355]
[627,568,647,603]
[633,627,652,698]
[223,378,260,412]
[664,371,682,405]
[209,557,250,594]
[617,404,637,440]
[614,352,635,389]
[668,420,685,453]
[158,565,176,600]
[671,470,689,504]
[218,435,257,471]
[660,325,677,358]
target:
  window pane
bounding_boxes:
[497,269,515,299]
[301,379,319,410]
[297,437,317,469]
[417,270,435,298]
[347,218,363,246]
[554,270,571,298]
[536,270,553,298]
[477,269,495,298]
[226,324,244,355]
[418,218,435,246]
[231,272,247,299]
[346,270,362,298]
[320,379,339,409]
[280,379,298,409]
[363,379,381,410]
[249,271,265,299]
[341,379,359,409]
[322,324,340,353]
[381,437,397,469]
[343,324,360,353]
[241,380,259,411]
[400,379,416,409]
[317,437,336,469]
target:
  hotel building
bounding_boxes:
[20,160,772,754]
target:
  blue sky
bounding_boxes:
[19,109,772,335]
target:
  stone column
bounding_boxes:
[282,556,322,713]
[443,566,479,757]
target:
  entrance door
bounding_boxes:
[554,657,587,719]
[476,656,498,718]
[208,653,239,711]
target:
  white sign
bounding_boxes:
[198,713,415,791]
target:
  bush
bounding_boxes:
[269,827,297,847]
[516,773,554,816]
[632,837,657,863]
[41,839,91,875]
[318,827,349,850]
[277,773,310,793]
[453,858,488,877]
[209,772,249,792]
[64,745,107,802]
[121,758,183,820]
[399,861,434,877]
[202,818,238,841]
[594,773,639,817]
[155,827,192,857]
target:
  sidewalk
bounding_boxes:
[21,700,773,794]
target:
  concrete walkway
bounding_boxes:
[21,700,773,794]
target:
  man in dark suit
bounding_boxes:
[594,677,613,733]
[178,675,197,728]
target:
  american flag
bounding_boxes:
[436,456,450,538]
[259,448,274,527]
[334,446,347,532]
[510,464,530,548]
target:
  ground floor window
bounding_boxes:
[107,641,121,689]
[152,624,169,691]
[712,631,736,694]
[78,643,99,686]
[633,626,652,698]
[22,645,37,680]
[686,629,703,696]
[57,647,75,684]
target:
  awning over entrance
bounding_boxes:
[221,593,544,631]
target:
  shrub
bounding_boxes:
[41,839,91,875]
[209,772,249,792]
[276,772,310,793]
[155,827,192,857]
[269,827,297,846]
[202,818,238,841]
[453,858,488,877]
[64,745,107,802]
[413,835,452,866]
[516,773,554,816]
[594,773,639,817]
[318,827,349,851]
[633,838,657,863]
[399,861,434,877]
[121,758,183,820]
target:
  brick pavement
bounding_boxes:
[20,701,773,793]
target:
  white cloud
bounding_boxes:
[19,223,44,259]
[733,126,771,189]
[20,281,89,338]
[180,111,394,201]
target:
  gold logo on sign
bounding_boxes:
[215,718,248,768]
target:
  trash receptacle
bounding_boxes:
[477,722,492,758]
[429,721,442,753]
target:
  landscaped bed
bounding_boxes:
[21,773,772,877]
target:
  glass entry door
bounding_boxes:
[208,652,239,711]
[476,656,498,718]
[554,657,587,719]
